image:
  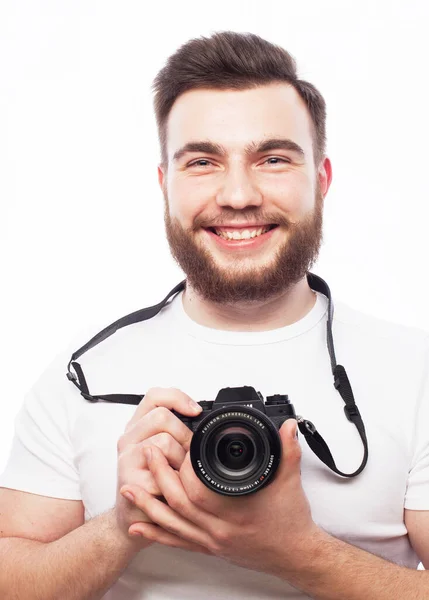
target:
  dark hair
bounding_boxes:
[152,31,327,168]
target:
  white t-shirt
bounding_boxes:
[1,285,429,600]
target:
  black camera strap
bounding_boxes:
[66,273,368,478]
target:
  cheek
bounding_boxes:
[267,176,315,218]
[168,176,214,223]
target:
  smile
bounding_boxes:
[204,225,279,250]
[209,225,277,240]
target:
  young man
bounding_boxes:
[0,31,428,600]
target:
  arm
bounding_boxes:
[279,525,428,600]
[0,388,211,600]
[0,508,144,600]
[122,420,429,600]
[0,486,148,600]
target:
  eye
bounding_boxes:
[264,157,291,165]
[187,159,213,168]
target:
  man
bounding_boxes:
[0,31,428,600]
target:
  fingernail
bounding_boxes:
[291,421,298,439]
[122,490,135,503]
[189,399,202,413]
[143,447,152,463]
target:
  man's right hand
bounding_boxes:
[114,386,207,552]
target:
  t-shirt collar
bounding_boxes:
[168,289,329,346]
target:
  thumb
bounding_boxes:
[278,418,301,472]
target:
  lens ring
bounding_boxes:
[190,405,283,496]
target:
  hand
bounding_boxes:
[121,419,320,576]
[115,387,212,554]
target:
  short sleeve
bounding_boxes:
[0,349,82,500]
[405,338,429,510]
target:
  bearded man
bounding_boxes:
[1,31,428,600]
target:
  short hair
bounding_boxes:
[152,31,327,168]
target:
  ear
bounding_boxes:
[157,164,166,190]
[317,156,333,198]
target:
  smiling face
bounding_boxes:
[158,83,331,303]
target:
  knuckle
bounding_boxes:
[117,435,126,454]
[212,525,231,546]
[146,480,162,496]
[116,451,128,472]
[183,427,193,443]
[156,432,174,453]
[168,495,187,514]
[152,406,171,423]
[187,487,204,506]
[117,443,136,467]
[133,466,155,489]
[145,386,164,399]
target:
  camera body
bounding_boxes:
[172,386,296,496]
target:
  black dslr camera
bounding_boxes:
[172,386,296,496]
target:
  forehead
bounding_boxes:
[165,83,314,158]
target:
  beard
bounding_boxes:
[163,186,324,304]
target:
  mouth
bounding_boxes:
[205,224,279,241]
[203,224,280,250]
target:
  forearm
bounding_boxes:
[280,528,427,600]
[0,508,148,600]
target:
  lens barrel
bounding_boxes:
[190,406,282,496]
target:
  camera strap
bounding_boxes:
[66,273,368,478]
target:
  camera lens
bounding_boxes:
[228,441,245,457]
[213,426,258,475]
[202,420,270,484]
[190,405,283,496]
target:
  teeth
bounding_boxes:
[214,226,271,240]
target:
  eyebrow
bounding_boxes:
[172,138,305,162]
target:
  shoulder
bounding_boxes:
[333,300,429,352]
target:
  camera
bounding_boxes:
[172,386,296,496]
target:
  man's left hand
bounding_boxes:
[120,418,320,577]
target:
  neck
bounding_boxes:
[181,276,317,332]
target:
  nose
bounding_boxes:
[216,165,263,210]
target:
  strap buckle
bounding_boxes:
[296,416,317,435]
[344,404,361,422]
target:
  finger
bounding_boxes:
[179,452,233,516]
[121,479,214,550]
[144,446,222,534]
[141,433,187,470]
[125,466,163,496]
[131,523,213,555]
[121,434,187,472]
[118,484,154,524]
[126,387,202,429]
[120,406,196,452]
[118,435,188,501]
[119,432,187,470]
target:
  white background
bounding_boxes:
[1,0,429,473]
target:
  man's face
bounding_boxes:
[158,83,331,304]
